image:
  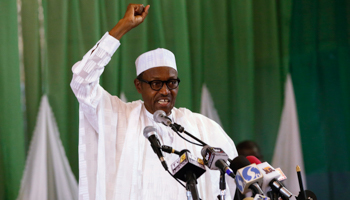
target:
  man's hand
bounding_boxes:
[109,4,150,40]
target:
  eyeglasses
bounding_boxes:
[137,78,181,91]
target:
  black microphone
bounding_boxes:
[143,126,168,170]
[296,165,317,200]
[153,110,172,126]
[171,151,206,182]
[171,151,206,200]
[201,145,235,179]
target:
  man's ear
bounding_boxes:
[134,78,142,94]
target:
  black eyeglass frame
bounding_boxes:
[137,77,181,91]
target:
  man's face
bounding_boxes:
[134,66,179,115]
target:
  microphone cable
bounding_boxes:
[171,127,205,147]
[166,170,186,188]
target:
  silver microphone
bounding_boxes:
[143,126,168,170]
[153,110,172,126]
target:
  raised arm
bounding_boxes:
[70,4,150,131]
[109,4,150,40]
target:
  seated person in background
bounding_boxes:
[236,140,264,162]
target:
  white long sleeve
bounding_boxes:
[70,32,120,131]
[70,32,120,110]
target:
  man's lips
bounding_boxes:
[157,99,170,105]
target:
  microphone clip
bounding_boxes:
[170,123,185,133]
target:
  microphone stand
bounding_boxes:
[296,165,317,200]
[266,191,279,200]
[217,171,226,200]
[162,146,202,200]
[185,170,200,200]
[166,124,205,200]
[249,183,264,197]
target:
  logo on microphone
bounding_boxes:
[204,152,210,161]
[275,167,287,181]
[235,174,244,192]
[242,166,262,181]
[263,166,275,174]
[213,147,224,153]
[180,154,186,163]
[197,158,204,165]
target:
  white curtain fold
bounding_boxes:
[272,74,306,196]
[17,95,78,200]
[200,84,222,126]
[120,92,128,103]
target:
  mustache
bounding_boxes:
[155,94,171,100]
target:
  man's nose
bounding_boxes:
[159,82,170,95]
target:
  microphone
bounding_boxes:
[201,145,235,178]
[246,155,262,165]
[153,110,186,133]
[274,167,287,182]
[153,110,172,126]
[154,110,207,148]
[247,156,293,199]
[171,151,206,200]
[171,151,206,182]
[295,165,318,200]
[143,126,168,170]
[230,156,264,195]
[296,165,309,200]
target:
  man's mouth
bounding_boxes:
[158,99,170,105]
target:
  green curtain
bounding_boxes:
[37,0,290,171]
[1,0,290,198]
[0,1,26,200]
[4,0,349,199]
[290,0,350,199]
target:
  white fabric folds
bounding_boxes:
[272,74,306,195]
[17,95,78,200]
[200,84,223,126]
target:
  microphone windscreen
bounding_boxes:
[229,155,251,173]
[246,156,262,165]
[153,110,167,123]
[143,126,157,138]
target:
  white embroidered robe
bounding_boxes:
[70,32,238,200]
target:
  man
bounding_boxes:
[71,4,238,200]
[236,140,264,162]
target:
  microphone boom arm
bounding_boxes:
[170,123,207,146]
